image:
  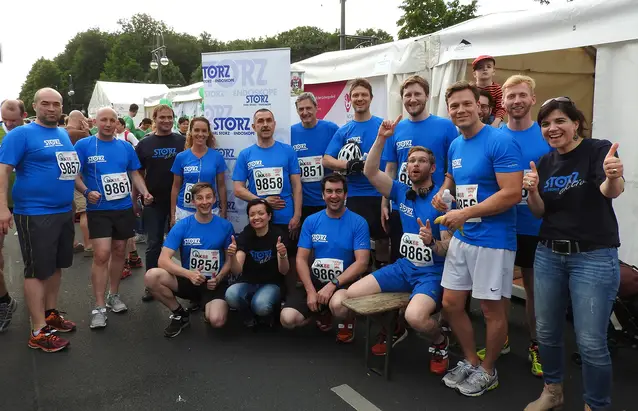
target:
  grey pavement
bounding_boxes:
[1,227,637,411]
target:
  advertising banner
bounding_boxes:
[202,48,291,232]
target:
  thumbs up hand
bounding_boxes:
[524,161,540,193]
[276,236,288,258]
[603,142,623,180]
[227,235,237,257]
[417,217,433,246]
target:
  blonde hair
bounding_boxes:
[185,117,216,149]
[502,75,536,94]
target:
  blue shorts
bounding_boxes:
[372,259,443,307]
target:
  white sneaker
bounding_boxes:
[90,307,107,329]
[106,293,128,313]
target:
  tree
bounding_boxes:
[397,0,478,39]
[18,58,62,115]
[348,29,394,48]
[100,32,147,82]
[535,0,574,4]
[277,26,336,62]
[146,60,186,86]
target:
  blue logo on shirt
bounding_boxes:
[249,249,272,264]
[153,148,177,159]
[544,172,584,194]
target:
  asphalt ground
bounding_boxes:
[1,226,637,411]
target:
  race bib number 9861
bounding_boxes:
[56,151,80,181]
[399,233,433,267]
[101,172,131,201]
[311,258,344,283]
[456,184,481,223]
[253,167,283,196]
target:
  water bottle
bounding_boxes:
[442,189,453,212]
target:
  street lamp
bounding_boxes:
[68,74,75,107]
[150,30,169,84]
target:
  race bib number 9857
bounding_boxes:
[56,151,80,181]
[311,258,344,284]
[456,184,481,223]
[253,167,284,196]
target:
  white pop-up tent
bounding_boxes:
[88,81,169,125]
[143,82,204,121]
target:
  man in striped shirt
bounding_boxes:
[472,55,505,128]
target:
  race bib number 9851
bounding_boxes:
[456,184,481,223]
[311,258,344,283]
[189,248,220,278]
[399,233,433,267]
[56,151,80,181]
[299,156,323,183]
[398,162,413,187]
[253,167,283,196]
[101,172,131,201]
[520,169,531,205]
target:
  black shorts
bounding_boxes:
[388,209,403,263]
[15,211,74,280]
[87,208,136,240]
[515,235,539,269]
[283,279,331,319]
[274,224,298,256]
[347,195,387,240]
[175,276,228,304]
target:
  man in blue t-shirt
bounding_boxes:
[144,182,234,338]
[432,81,523,397]
[0,88,79,352]
[280,173,370,344]
[347,116,452,375]
[497,75,551,378]
[323,78,388,267]
[74,107,154,329]
[291,92,339,224]
[233,109,302,252]
[381,76,458,263]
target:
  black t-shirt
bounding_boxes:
[135,132,185,206]
[537,138,620,247]
[236,225,287,285]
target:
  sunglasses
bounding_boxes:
[541,96,573,108]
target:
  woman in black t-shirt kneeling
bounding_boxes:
[226,199,290,327]
[523,98,623,411]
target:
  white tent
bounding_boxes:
[88,81,169,125]
[291,0,638,277]
[143,82,204,122]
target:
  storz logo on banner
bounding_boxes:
[202,59,267,89]
[212,117,252,136]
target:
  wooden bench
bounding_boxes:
[342,292,410,380]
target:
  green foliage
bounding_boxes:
[397,0,478,39]
[18,58,62,116]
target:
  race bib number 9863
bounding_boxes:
[253,167,283,196]
[56,151,80,181]
[399,233,433,267]
[456,184,481,223]
[311,258,344,283]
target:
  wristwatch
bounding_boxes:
[330,277,341,288]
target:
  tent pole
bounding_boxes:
[340,0,346,50]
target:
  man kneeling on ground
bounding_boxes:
[144,182,234,337]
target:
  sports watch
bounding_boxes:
[330,277,341,288]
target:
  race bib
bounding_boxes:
[311,258,344,284]
[520,169,531,205]
[398,162,413,187]
[399,233,433,267]
[55,151,80,181]
[183,182,195,209]
[101,172,131,201]
[253,167,283,196]
[456,184,481,223]
[189,248,220,278]
[299,156,323,183]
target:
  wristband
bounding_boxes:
[83,188,90,197]
[278,253,288,259]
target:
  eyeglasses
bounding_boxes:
[541,96,573,108]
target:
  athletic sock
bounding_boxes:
[172,305,187,318]
[0,292,10,304]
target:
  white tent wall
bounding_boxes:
[88,81,169,126]
[143,82,204,120]
[592,41,638,265]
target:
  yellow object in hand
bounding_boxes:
[433,216,464,236]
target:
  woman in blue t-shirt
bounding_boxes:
[170,117,227,227]
[225,198,290,327]
[524,98,623,411]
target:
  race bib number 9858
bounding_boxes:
[56,151,80,181]
[253,167,283,196]
[456,184,481,223]
[399,233,433,267]
[299,156,323,183]
[189,248,220,278]
[311,258,344,283]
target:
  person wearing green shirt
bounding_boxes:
[123,103,147,140]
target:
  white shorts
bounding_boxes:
[175,206,218,222]
[441,236,515,300]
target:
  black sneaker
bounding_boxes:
[142,288,154,302]
[164,314,190,338]
[187,301,201,312]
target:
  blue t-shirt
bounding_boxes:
[389,181,446,276]
[0,122,79,215]
[382,116,458,187]
[325,116,385,197]
[291,120,339,206]
[502,123,552,236]
[75,136,141,211]
[232,141,300,225]
[298,209,370,283]
[171,148,227,211]
[163,215,234,278]
[447,125,523,250]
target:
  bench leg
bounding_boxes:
[383,312,397,380]
[364,315,371,369]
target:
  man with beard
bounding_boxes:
[280,173,370,344]
[347,115,453,374]
[479,75,550,377]
[0,99,26,331]
[0,88,81,351]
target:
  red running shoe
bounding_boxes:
[28,326,70,352]
[45,309,76,332]
[429,336,450,375]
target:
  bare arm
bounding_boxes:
[216,173,228,218]
[170,175,182,222]
[461,171,523,219]
[290,174,302,219]
[0,165,13,233]
[233,181,260,202]
[337,249,370,286]
[600,177,624,199]
[74,175,88,194]
[363,134,394,198]
[296,248,316,295]
[322,154,347,172]
[158,248,195,280]
[277,250,290,275]
[526,190,545,218]
[432,230,453,257]
[216,250,232,282]
[230,250,246,275]
[130,170,150,196]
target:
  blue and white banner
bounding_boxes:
[202,48,291,232]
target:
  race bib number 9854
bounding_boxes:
[189,248,220,278]
[311,258,344,283]
[399,233,433,267]
[299,156,323,183]
[456,184,481,223]
[56,151,80,181]
[253,167,283,196]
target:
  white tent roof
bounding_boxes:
[143,82,203,107]
[88,81,168,118]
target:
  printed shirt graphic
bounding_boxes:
[325,116,385,197]
[232,141,300,225]
[291,120,339,206]
[502,123,551,236]
[171,148,227,211]
[164,214,234,272]
[135,133,186,205]
[0,122,78,215]
[447,125,523,250]
[389,181,446,276]
[75,136,141,211]
[298,209,370,275]
[382,116,458,187]
[236,225,286,285]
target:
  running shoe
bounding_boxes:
[442,360,476,389]
[0,296,18,332]
[336,319,355,343]
[315,311,333,332]
[528,341,543,377]
[164,314,190,338]
[477,336,510,361]
[456,366,499,397]
[127,256,143,269]
[106,293,128,313]
[371,324,408,356]
[90,307,107,329]
[120,263,132,280]
[142,288,154,302]
[429,335,450,375]
[45,309,76,332]
[28,326,70,352]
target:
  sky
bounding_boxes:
[0,0,545,102]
